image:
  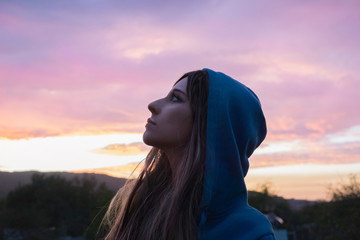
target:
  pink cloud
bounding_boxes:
[252,140,360,167]
[252,74,360,140]
[1,0,359,142]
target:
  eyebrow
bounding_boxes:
[173,89,187,96]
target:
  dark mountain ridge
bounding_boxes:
[1,171,316,210]
[0,171,127,199]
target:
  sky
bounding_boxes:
[1,0,359,200]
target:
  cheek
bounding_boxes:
[177,115,193,138]
[168,109,193,144]
[143,107,193,149]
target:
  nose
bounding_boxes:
[148,99,160,114]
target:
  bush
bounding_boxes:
[2,173,115,239]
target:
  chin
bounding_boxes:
[143,131,156,147]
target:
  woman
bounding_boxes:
[102,69,275,240]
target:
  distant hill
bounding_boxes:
[1,171,316,211]
[0,171,127,199]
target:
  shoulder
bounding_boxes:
[228,205,273,230]
[199,204,275,240]
[227,207,276,240]
[233,206,276,240]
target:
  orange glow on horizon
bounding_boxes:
[71,163,360,201]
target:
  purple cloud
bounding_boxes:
[1,0,359,142]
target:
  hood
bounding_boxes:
[198,69,273,240]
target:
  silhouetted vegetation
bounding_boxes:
[0,173,115,239]
[247,176,360,240]
[294,175,360,240]
[1,173,359,239]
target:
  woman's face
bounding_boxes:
[143,77,193,151]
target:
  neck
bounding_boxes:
[163,145,188,178]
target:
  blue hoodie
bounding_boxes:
[198,69,275,240]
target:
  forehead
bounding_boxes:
[173,77,188,93]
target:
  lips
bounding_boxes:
[147,118,156,125]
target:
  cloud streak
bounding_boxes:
[93,142,150,156]
[1,0,359,173]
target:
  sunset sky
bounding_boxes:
[1,0,359,200]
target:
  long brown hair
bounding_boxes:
[102,70,209,240]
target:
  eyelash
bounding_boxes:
[170,93,182,102]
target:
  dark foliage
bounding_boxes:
[0,173,115,239]
[248,178,360,240]
[1,173,359,239]
[295,175,360,240]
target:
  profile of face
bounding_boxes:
[143,77,193,151]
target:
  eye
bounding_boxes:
[170,93,182,102]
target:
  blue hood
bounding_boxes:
[198,69,275,240]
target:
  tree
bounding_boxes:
[296,174,360,240]
[326,175,360,239]
[3,173,115,239]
